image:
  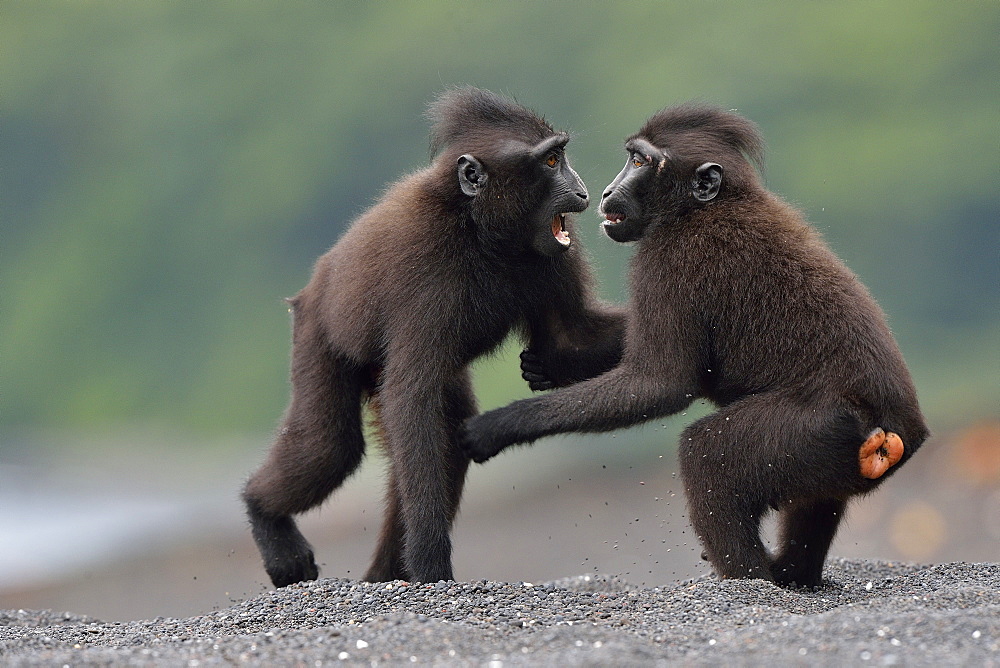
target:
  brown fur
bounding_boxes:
[461,104,928,587]
[243,87,623,587]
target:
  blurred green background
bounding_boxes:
[2,1,999,621]
[2,1,997,443]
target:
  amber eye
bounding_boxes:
[632,156,643,168]
[546,154,559,167]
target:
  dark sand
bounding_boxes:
[2,558,997,666]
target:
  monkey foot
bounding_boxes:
[858,428,904,479]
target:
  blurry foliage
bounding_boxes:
[1,1,997,441]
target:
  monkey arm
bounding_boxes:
[460,362,696,463]
[523,303,627,390]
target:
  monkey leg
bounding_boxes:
[678,416,774,582]
[364,467,408,582]
[686,496,773,581]
[770,497,847,587]
[365,373,474,582]
[392,437,457,583]
[371,369,477,583]
[440,371,476,527]
[243,312,367,587]
[858,428,904,479]
[678,394,867,584]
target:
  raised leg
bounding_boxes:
[243,303,366,588]
[770,497,847,587]
[678,393,867,584]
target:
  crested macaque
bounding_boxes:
[243,87,624,587]
[461,104,928,587]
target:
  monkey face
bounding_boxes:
[600,136,725,243]
[523,133,590,257]
[599,137,663,243]
[532,179,589,256]
[459,132,590,257]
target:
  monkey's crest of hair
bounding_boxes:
[636,104,767,181]
[427,86,556,156]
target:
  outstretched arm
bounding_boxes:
[460,362,696,463]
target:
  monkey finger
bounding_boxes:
[519,356,545,372]
[519,349,546,369]
[521,366,555,390]
[528,380,555,392]
[522,369,552,386]
[520,359,546,374]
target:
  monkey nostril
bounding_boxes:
[602,190,612,200]
[576,191,589,201]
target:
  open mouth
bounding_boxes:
[551,213,571,247]
[600,212,639,243]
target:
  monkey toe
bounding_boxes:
[858,428,905,479]
[265,547,319,588]
[771,558,823,589]
[247,508,320,588]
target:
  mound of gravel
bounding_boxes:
[2,558,997,666]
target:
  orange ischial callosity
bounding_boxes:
[858,427,904,479]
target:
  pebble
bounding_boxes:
[0,559,997,666]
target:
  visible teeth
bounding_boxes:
[552,213,570,246]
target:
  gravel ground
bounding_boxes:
[2,558,997,666]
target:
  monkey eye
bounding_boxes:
[631,153,645,168]
[545,153,559,168]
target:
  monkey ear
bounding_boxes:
[457,154,487,197]
[692,162,723,202]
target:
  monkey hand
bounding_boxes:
[520,348,556,391]
[459,410,521,463]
